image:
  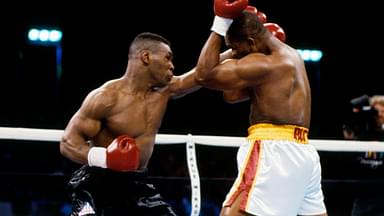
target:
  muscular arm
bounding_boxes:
[219,49,233,61]
[196,32,276,90]
[168,68,201,99]
[194,33,249,102]
[223,88,250,103]
[195,32,248,90]
[195,32,223,86]
[60,89,114,164]
[169,49,234,99]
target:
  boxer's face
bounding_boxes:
[149,43,174,87]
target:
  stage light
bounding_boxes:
[27,28,62,45]
[297,49,323,62]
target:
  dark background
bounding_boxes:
[1,1,383,215]
[1,1,382,138]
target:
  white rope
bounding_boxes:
[1,127,384,152]
[193,135,244,147]
[0,127,63,142]
[309,139,384,152]
[0,127,188,144]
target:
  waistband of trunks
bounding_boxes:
[247,123,309,144]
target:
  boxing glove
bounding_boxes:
[245,5,257,13]
[244,6,267,23]
[264,23,286,42]
[211,0,248,36]
[88,135,140,171]
[256,11,267,23]
[214,0,249,18]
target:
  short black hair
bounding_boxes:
[128,32,171,58]
[226,11,266,42]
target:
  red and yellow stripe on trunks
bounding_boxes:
[224,123,309,210]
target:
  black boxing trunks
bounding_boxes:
[67,165,177,216]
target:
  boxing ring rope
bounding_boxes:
[1,127,384,216]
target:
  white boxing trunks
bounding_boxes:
[223,123,327,216]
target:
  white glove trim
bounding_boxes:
[211,16,233,37]
[87,147,107,168]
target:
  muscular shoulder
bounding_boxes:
[240,52,285,67]
[229,53,273,81]
[230,51,296,87]
[80,82,119,117]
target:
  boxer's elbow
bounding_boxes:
[194,75,206,85]
[59,136,72,158]
[194,72,210,86]
[60,135,82,162]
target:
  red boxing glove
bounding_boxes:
[106,135,140,171]
[264,23,286,42]
[256,11,267,23]
[214,0,249,18]
[244,6,267,23]
[245,5,257,14]
[87,135,140,172]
